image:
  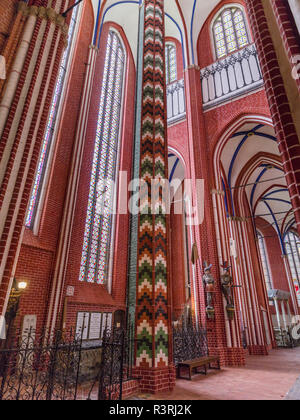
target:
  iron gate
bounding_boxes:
[0,326,133,400]
[87,327,135,400]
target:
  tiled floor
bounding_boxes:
[136,347,300,400]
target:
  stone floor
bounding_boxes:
[135,347,300,400]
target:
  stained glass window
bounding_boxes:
[284,231,300,306]
[79,30,125,285]
[165,43,177,85]
[257,231,273,291]
[213,7,249,59]
[25,6,79,228]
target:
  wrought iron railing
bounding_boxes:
[0,326,135,400]
[172,324,208,366]
[274,327,300,348]
[200,43,263,110]
[0,328,82,400]
[167,78,186,124]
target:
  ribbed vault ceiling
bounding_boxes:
[220,123,295,240]
[89,0,223,66]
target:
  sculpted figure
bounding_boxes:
[220,262,234,307]
[202,262,215,309]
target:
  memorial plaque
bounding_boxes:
[76,312,89,340]
[106,313,112,330]
[0,315,6,340]
[100,313,112,339]
[89,313,102,340]
[22,315,37,339]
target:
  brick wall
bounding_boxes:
[14,245,53,333]
[60,21,136,326]
[14,0,94,330]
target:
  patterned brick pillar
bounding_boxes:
[245,0,300,234]
[0,0,70,315]
[184,66,245,366]
[134,0,175,393]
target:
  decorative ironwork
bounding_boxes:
[0,328,82,400]
[166,78,186,123]
[86,325,136,400]
[172,324,208,366]
[0,325,134,400]
[200,43,263,109]
[274,327,300,348]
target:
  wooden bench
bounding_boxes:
[177,356,220,380]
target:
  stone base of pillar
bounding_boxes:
[209,346,246,366]
[248,344,269,355]
[132,365,176,394]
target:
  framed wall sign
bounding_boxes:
[75,311,113,341]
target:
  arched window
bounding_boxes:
[165,43,177,84]
[284,231,300,306]
[213,6,250,59]
[79,30,125,285]
[26,6,80,228]
[257,231,273,291]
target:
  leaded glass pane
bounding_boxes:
[257,232,273,291]
[26,6,79,228]
[79,31,125,285]
[284,231,300,306]
[213,7,250,59]
[165,43,177,85]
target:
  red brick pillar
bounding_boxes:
[271,0,300,93]
[0,0,71,315]
[0,2,26,96]
[245,0,300,234]
[184,66,245,365]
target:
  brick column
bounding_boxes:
[134,0,175,393]
[245,0,300,234]
[0,0,70,315]
[271,0,300,93]
[0,2,26,97]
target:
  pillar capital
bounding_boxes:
[211,188,225,196]
[185,64,201,72]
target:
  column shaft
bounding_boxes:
[134,0,174,393]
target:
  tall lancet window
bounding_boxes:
[165,43,177,84]
[26,6,79,228]
[284,231,300,306]
[213,6,249,59]
[257,231,273,291]
[79,30,125,285]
